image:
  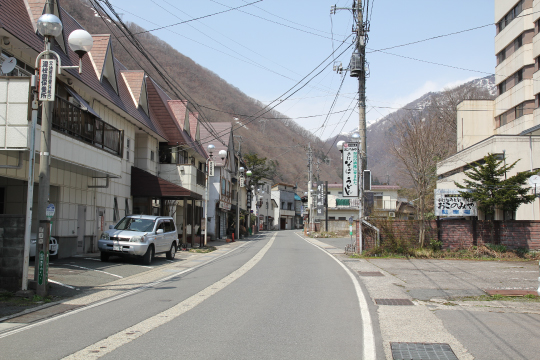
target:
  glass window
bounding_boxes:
[338,217,346,221]
[170,221,176,232]
[516,69,523,83]
[501,112,508,126]
[514,35,522,50]
[164,220,172,232]
[113,197,119,222]
[115,217,156,232]
[150,150,155,161]
[125,199,130,216]
[516,103,524,118]
[157,221,166,232]
[498,81,506,95]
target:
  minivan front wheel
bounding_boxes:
[166,242,176,260]
[142,245,154,265]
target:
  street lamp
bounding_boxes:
[204,144,215,246]
[27,11,94,296]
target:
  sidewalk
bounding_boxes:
[0,237,255,332]
[302,233,540,360]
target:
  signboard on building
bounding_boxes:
[208,161,214,177]
[219,201,232,211]
[342,142,359,197]
[316,181,325,217]
[240,176,245,187]
[39,59,56,102]
[434,189,477,217]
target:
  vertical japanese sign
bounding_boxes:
[39,59,56,102]
[434,189,477,216]
[316,181,325,216]
[208,161,215,177]
[342,142,359,197]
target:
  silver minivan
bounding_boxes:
[98,215,179,265]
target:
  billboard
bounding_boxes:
[434,189,477,217]
[342,142,359,197]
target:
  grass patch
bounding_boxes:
[357,244,540,261]
[0,291,57,307]
[458,294,540,302]
[188,246,217,254]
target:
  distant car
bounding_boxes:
[98,215,179,265]
[30,233,59,258]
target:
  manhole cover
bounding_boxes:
[374,299,414,306]
[358,271,384,276]
[391,342,457,360]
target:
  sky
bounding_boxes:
[104,0,495,140]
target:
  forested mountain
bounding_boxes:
[325,75,497,187]
[61,0,342,190]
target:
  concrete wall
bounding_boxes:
[0,215,24,290]
[457,100,495,151]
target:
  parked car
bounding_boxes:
[30,233,59,258]
[98,215,179,265]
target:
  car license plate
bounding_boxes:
[113,245,122,251]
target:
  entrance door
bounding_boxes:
[77,205,86,253]
[280,218,286,230]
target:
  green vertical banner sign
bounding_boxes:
[38,251,45,285]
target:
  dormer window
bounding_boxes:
[88,35,119,94]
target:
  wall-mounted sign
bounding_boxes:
[208,161,215,177]
[39,59,56,102]
[342,142,359,197]
[316,181,325,216]
[240,176,245,187]
[219,201,231,211]
[434,189,477,217]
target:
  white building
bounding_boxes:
[436,0,540,220]
[271,183,296,230]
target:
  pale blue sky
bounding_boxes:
[105,0,495,139]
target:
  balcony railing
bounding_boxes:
[196,168,205,186]
[49,97,123,156]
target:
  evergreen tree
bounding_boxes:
[454,153,539,217]
[243,152,278,186]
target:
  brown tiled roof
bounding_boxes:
[24,0,46,32]
[121,70,145,107]
[0,1,168,139]
[188,111,198,138]
[131,166,202,200]
[167,100,188,131]
[146,78,185,146]
[88,35,111,81]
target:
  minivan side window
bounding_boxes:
[169,221,176,232]
[157,221,166,233]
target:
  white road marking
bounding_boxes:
[65,264,123,279]
[83,258,101,261]
[49,280,79,290]
[62,233,277,359]
[295,233,376,360]
[0,235,266,339]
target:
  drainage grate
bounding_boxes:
[391,342,458,360]
[358,271,384,276]
[374,299,414,306]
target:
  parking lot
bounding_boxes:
[28,250,198,298]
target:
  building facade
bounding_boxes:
[271,183,296,230]
[436,0,540,220]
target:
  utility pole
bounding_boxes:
[307,143,313,231]
[332,1,370,254]
[34,0,56,297]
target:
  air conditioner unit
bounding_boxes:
[388,212,396,218]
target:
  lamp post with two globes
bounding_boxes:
[31,11,93,295]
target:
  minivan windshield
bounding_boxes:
[114,217,155,232]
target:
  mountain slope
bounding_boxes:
[326,75,497,186]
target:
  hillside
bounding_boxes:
[326,75,497,187]
[60,0,342,190]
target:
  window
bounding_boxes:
[536,57,540,72]
[498,80,506,95]
[127,138,130,149]
[500,112,508,127]
[516,103,524,118]
[516,68,523,84]
[113,197,119,222]
[150,150,155,161]
[329,217,335,220]
[288,202,293,210]
[281,202,285,209]
[338,191,343,195]
[536,94,540,108]
[221,178,226,195]
[498,1,522,33]
[0,188,4,214]
[164,220,172,233]
[338,217,346,221]
[157,221,166,232]
[497,49,506,64]
[125,199,130,216]
[514,35,522,50]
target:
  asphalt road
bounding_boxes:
[0,231,381,360]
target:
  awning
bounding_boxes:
[131,166,202,200]
[64,85,101,118]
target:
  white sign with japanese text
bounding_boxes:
[39,59,56,102]
[342,142,359,197]
[434,189,477,217]
[208,161,214,177]
[316,181,325,216]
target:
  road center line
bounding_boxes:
[295,233,376,360]
[62,232,277,360]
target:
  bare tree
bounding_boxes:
[390,110,453,247]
